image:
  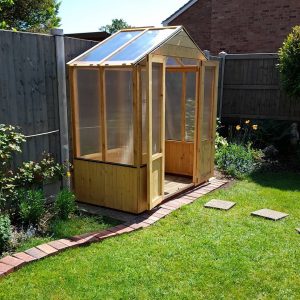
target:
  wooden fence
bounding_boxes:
[0,29,97,166]
[216,53,300,122]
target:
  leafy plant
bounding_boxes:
[54,189,76,220]
[278,25,300,98]
[18,189,45,226]
[0,214,12,253]
[215,119,228,150]
[228,120,259,145]
[0,124,25,208]
[16,152,69,187]
[99,18,131,34]
[0,0,61,33]
[215,143,262,179]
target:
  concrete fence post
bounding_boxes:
[203,50,211,60]
[218,51,227,120]
[51,28,70,189]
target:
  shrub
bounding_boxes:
[216,143,262,179]
[0,215,12,253]
[54,189,76,220]
[278,26,300,98]
[0,124,25,208]
[18,189,45,226]
[16,153,69,188]
[215,119,228,150]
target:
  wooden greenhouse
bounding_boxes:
[67,26,219,213]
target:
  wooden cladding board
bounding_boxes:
[74,159,147,213]
[165,140,194,176]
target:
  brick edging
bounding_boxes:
[0,178,228,278]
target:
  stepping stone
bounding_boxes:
[251,209,288,221]
[204,199,236,211]
[296,228,300,234]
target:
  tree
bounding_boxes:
[278,26,300,98]
[0,0,61,33]
[99,18,131,34]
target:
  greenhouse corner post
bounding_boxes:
[51,28,71,189]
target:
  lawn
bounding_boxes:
[0,172,299,299]
[15,214,120,253]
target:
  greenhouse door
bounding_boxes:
[197,61,219,183]
[147,56,165,210]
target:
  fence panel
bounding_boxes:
[0,30,60,165]
[220,53,300,121]
[0,30,98,167]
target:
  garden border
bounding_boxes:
[0,178,228,278]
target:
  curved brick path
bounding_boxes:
[0,178,228,278]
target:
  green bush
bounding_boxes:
[16,153,69,188]
[0,124,25,208]
[278,25,300,98]
[0,215,12,253]
[54,189,76,220]
[18,189,45,226]
[216,143,261,179]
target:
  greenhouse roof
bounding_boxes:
[68,26,205,66]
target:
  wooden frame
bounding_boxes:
[196,61,219,183]
[146,54,166,210]
[68,27,219,214]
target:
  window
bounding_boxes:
[75,69,102,159]
[105,69,134,165]
[185,72,196,141]
[166,72,182,140]
[202,67,214,140]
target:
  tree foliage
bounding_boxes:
[278,26,300,98]
[0,0,61,33]
[99,18,131,34]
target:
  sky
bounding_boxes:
[59,0,189,33]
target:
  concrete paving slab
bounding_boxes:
[204,199,236,211]
[251,208,288,221]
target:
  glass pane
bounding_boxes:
[152,63,162,154]
[185,72,196,141]
[166,57,180,66]
[181,58,198,66]
[165,72,182,140]
[75,69,101,159]
[105,70,134,165]
[141,69,147,157]
[77,31,141,62]
[107,29,176,62]
[202,67,214,140]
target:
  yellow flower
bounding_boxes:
[252,125,258,130]
[245,120,250,124]
[66,171,71,177]
[236,125,241,131]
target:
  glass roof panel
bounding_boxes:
[105,28,177,63]
[77,31,142,62]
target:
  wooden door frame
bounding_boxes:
[195,60,219,184]
[146,54,166,209]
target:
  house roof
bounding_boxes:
[68,25,205,66]
[65,31,110,42]
[162,0,198,25]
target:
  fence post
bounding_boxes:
[203,50,211,60]
[51,28,70,189]
[218,51,227,120]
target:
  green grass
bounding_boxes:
[0,172,299,299]
[16,215,120,252]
